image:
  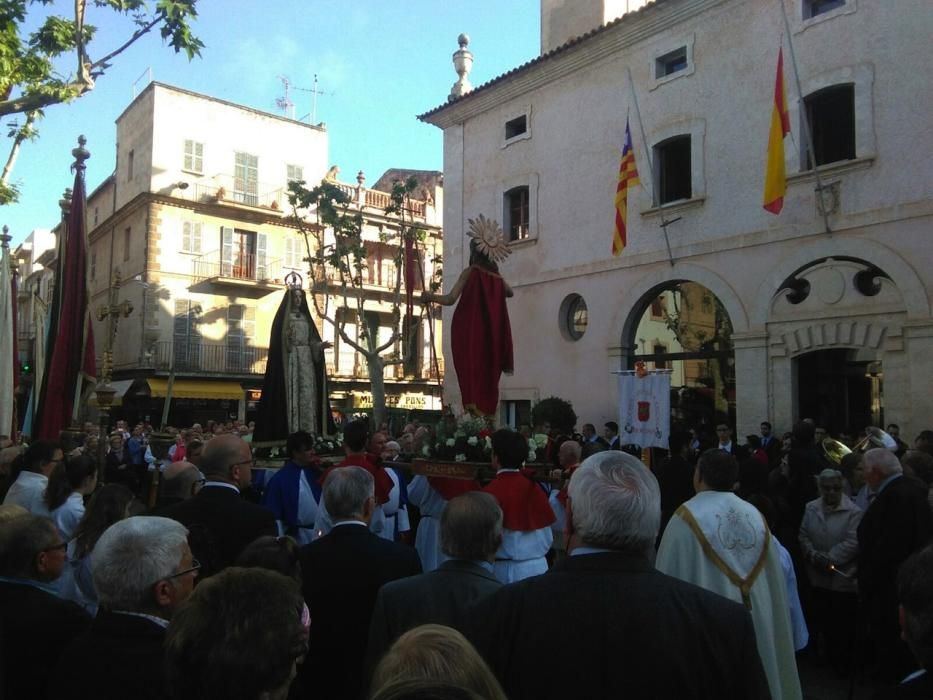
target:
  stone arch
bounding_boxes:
[616,262,749,352]
[751,237,929,326]
[777,319,890,358]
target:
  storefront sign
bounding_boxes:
[351,391,439,410]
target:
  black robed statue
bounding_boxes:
[254,274,335,442]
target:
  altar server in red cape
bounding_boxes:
[423,215,513,416]
[483,429,554,583]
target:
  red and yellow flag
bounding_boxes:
[612,119,640,256]
[763,47,790,214]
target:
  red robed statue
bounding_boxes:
[423,214,513,416]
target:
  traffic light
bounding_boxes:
[20,361,32,375]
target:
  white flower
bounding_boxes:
[455,453,467,462]
[445,438,456,447]
[467,436,478,446]
[528,449,538,463]
[485,436,492,448]
[422,445,431,456]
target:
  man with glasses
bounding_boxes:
[2,441,63,516]
[50,516,195,699]
[162,433,275,576]
[0,514,91,698]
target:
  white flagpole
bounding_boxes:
[778,2,832,235]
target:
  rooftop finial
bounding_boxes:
[449,33,474,102]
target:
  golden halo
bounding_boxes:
[467,214,511,263]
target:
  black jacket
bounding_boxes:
[161,484,276,576]
[49,610,167,700]
[0,580,90,700]
[298,523,422,700]
[366,558,501,671]
[468,552,770,700]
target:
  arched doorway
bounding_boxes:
[795,347,882,437]
[630,281,735,435]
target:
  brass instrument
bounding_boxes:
[852,426,898,452]
[821,438,852,466]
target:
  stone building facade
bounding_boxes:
[76,82,442,426]
[421,0,933,440]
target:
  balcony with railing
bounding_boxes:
[151,341,268,376]
[176,174,290,213]
[190,250,282,297]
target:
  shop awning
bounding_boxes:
[88,379,137,407]
[147,379,244,401]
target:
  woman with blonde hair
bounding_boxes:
[370,625,507,700]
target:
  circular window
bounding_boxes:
[560,294,588,341]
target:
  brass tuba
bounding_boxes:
[853,426,898,452]
[821,438,852,466]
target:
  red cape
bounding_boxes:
[427,476,481,501]
[324,454,393,504]
[556,464,580,508]
[483,471,556,531]
[451,267,513,416]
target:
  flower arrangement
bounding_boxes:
[432,414,492,462]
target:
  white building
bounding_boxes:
[422,0,933,440]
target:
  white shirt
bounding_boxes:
[3,471,50,517]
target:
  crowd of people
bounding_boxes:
[1,414,932,699]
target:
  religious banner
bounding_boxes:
[618,371,671,449]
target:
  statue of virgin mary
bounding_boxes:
[253,274,335,441]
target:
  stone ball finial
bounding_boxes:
[450,33,475,102]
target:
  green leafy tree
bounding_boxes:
[0,0,203,203]
[288,175,439,429]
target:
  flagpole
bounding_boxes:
[778,3,832,235]
[626,67,676,266]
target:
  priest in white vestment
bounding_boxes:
[657,448,802,700]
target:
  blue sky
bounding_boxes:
[4,1,540,245]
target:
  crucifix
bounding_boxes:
[94,268,133,473]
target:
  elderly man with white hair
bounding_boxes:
[469,451,770,700]
[50,516,197,699]
[857,447,933,683]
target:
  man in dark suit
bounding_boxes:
[367,491,502,668]
[162,433,276,576]
[858,448,933,683]
[715,423,748,461]
[468,451,770,700]
[298,465,422,700]
[50,515,197,699]
[873,544,933,698]
[0,514,90,699]
[759,421,782,467]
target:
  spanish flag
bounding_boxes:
[612,119,640,256]
[763,47,790,214]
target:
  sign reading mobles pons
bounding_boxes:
[351,392,440,410]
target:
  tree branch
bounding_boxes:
[89,12,164,71]
[1,111,37,187]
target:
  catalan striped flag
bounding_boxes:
[613,119,640,256]
[763,47,790,214]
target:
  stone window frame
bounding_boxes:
[789,63,875,175]
[649,34,696,91]
[501,104,532,149]
[500,172,540,248]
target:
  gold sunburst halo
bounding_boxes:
[467,214,511,263]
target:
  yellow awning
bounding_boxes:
[147,379,244,401]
